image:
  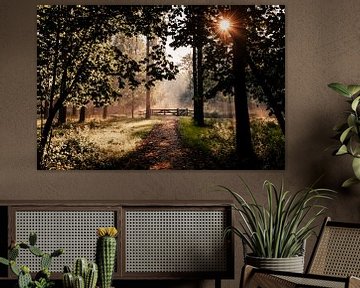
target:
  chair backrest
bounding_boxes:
[307,217,360,277]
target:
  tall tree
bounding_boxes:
[169,6,215,126]
[246,5,285,134]
[202,5,285,135]
[231,6,255,161]
[113,35,145,118]
[126,6,178,119]
[37,6,129,167]
[145,36,152,119]
[37,5,178,168]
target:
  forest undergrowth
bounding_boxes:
[38,116,284,170]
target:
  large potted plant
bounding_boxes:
[328,83,360,187]
[222,179,334,273]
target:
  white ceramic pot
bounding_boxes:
[245,254,305,273]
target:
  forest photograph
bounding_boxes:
[37,5,285,170]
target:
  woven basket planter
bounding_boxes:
[245,254,305,273]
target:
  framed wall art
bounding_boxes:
[37,5,285,170]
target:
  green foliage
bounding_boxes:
[178,117,235,166]
[246,6,285,133]
[251,119,285,169]
[0,233,63,288]
[37,5,179,167]
[32,278,54,288]
[329,83,360,187]
[41,129,102,170]
[222,179,335,258]
[179,117,284,169]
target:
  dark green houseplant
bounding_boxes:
[222,179,334,272]
[328,83,360,187]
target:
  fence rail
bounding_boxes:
[139,108,194,117]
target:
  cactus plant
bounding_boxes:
[62,259,98,288]
[0,232,63,288]
[74,258,88,280]
[19,268,32,288]
[63,272,74,288]
[85,262,98,288]
[74,275,85,288]
[96,227,118,288]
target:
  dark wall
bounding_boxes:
[0,1,360,287]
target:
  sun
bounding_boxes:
[219,19,231,32]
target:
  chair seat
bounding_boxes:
[243,265,360,288]
[277,274,346,288]
[241,218,360,288]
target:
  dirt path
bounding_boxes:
[114,118,216,170]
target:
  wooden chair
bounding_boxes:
[241,217,360,288]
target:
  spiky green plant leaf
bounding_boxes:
[222,179,335,258]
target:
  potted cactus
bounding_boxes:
[0,232,63,288]
[96,227,118,288]
[62,258,98,288]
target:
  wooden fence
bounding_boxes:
[138,108,194,117]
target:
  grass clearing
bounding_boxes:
[39,117,161,169]
[178,117,236,164]
[85,118,161,157]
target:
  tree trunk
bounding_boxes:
[38,55,69,169]
[232,6,254,164]
[57,104,67,125]
[79,106,86,123]
[44,100,49,119]
[72,105,77,117]
[131,90,135,119]
[102,105,108,119]
[192,46,198,124]
[193,45,204,126]
[145,36,151,119]
[37,97,66,169]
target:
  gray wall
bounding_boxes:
[1,0,360,287]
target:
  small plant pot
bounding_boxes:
[245,254,305,273]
